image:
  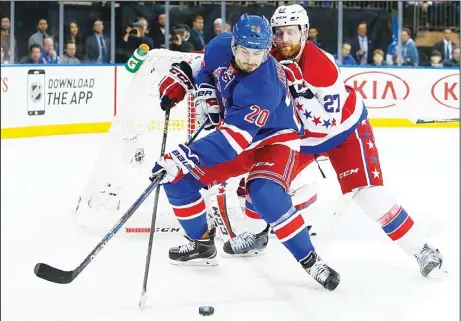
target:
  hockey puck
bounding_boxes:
[199,306,214,316]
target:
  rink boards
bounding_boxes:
[0,64,459,139]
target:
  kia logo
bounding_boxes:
[431,73,459,109]
[344,71,410,108]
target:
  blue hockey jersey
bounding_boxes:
[189,32,302,168]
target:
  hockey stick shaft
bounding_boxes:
[139,118,208,308]
[34,174,163,284]
[416,117,459,124]
[139,106,171,308]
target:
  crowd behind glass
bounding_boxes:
[0,1,459,68]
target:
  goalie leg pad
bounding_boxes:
[248,179,315,261]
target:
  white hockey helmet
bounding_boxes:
[270,4,310,40]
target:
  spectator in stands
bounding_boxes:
[20,44,43,64]
[426,50,444,67]
[1,16,17,64]
[350,22,373,65]
[433,28,455,63]
[188,15,205,51]
[119,18,154,61]
[334,41,356,65]
[117,22,136,62]
[371,49,385,66]
[170,24,194,53]
[60,42,80,64]
[41,37,59,64]
[385,36,397,65]
[399,28,419,66]
[308,28,325,50]
[65,21,84,60]
[135,17,154,49]
[85,19,110,63]
[28,19,51,49]
[150,13,166,49]
[445,46,459,67]
[209,18,231,42]
[213,18,223,37]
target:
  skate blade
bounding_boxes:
[425,264,448,279]
[221,249,266,258]
[169,257,218,267]
[421,258,448,278]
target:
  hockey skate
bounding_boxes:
[169,227,218,266]
[415,243,445,277]
[222,224,270,257]
[301,251,340,291]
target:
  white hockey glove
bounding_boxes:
[150,144,199,184]
[279,60,313,99]
[194,83,222,130]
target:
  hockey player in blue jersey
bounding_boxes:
[154,14,340,290]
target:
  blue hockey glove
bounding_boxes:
[150,144,199,184]
[194,83,222,130]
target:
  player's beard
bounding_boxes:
[277,41,302,59]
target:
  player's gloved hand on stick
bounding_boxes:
[194,83,222,130]
[150,144,199,184]
[158,61,194,111]
[279,60,311,99]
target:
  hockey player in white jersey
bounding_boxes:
[222,4,445,278]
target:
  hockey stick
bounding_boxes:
[34,174,164,284]
[34,118,208,286]
[139,117,209,309]
[139,106,171,309]
[415,117,459,124]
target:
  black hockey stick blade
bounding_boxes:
[34,263,74,284]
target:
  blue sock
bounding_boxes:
[163,173,208,239]
[248,179,315,261]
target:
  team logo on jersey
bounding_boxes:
[223,64,237,83]
[213,68,222,79]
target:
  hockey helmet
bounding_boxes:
[231,13,272,63]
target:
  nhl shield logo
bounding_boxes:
[30,81,42,102]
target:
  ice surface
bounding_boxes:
[1,128,459,321]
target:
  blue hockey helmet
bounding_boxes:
[231,14,272,62]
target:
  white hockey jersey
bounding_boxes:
[273,41,368,154]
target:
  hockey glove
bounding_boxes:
[150,144,199,184]
[280,60,313,99]
[194,83,222,130]
[158,61,194,111]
